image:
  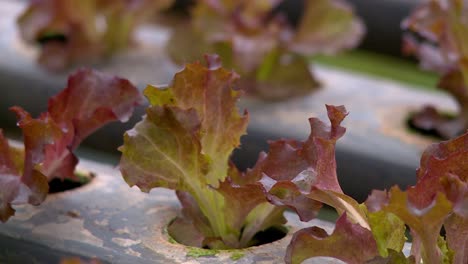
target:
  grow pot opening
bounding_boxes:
[166,218,288,249]
[48,171,95,194]
[406,110,457,140]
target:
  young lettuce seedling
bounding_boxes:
[0,69,142,222]
[167,0,364,99]
[403,0,468,139]
[280,131,467,263]
[17,0,174,70]
[119,55,349,249]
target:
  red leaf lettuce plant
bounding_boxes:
[403,0,468,139]
[167,0,365,99]
[17,0,175,70]
[120,55,467,262]
[119,55,350,248]
[0,69,142,222]
[281,132,467,263]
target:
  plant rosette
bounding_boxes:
[0,69,142,222]
[17,0,175,70]
[167,0,365,100]
[403,0,468,139]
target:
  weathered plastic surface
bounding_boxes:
[0,157,337,264]
[0,1,457,202]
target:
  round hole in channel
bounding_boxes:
[166,217,288,250]
[406,109,459,140]
[48,171,95,194]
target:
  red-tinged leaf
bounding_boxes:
[408,131,468,209]
[439,174,468,217]
[167,216,208,249]
[290,0,365,55]
[263,179,322,222]
[445,214,468,264]
[216,179,270,232]
[216,178,286,247]
[0,131,48,222]
[11,106,76,180]
[13,69,141,180]
[254,105,347,221]
[285,213,379,264]
[48,69,143,148]
[383,187,453,264]
[2,69,139,222]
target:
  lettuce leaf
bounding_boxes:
[286,213,379,264]
[254,105,349,221]
[17,0,174,70]
[403,0,468,138]
[0,130,48,222]
[1,69,141,222]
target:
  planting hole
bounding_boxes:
[48,171,95,194]
[167,218,287,250]
[249,226,288,246]
[406,110,458,139]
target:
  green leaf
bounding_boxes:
[368,211,406,257]
[383,187,452,264]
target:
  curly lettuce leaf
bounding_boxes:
[0,130,48,222]
[286,213,379,264]
[404,0,468,138]
[254,105,347,221]
[408,131,468,209]
[383,187,453,264]
[120,56,287,248]
[16,69,142,180]
[1,69,140,222]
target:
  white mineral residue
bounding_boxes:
[112,237,141,247]
[33,218,103,247]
